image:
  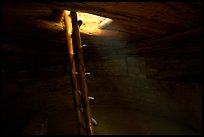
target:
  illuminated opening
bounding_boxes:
[65,10,113,35]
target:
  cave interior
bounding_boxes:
[1,2,202,135]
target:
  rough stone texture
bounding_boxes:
[2,67,78,135]
[85,58,127,76]
[2,39,202,135]
[2,2,202,135]
[85,41,202,134]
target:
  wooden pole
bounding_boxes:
[64,11,84,135]
[70,11,94,135]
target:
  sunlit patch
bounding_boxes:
[65,10,112,35]
[77,12,112,35]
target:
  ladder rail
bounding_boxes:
[64,11,84,135]
[64,10,94,135]
[70,11,94,135]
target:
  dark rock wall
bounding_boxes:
[84,38,202,132]
[2,36,202,134]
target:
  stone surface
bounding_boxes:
[2,40,202,135]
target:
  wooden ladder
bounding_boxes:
[64,11,95,135]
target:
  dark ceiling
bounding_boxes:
[2,2,202,69]
[2,2,202,41]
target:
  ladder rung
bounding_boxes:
[92,118,97,126]
[78,90,94,101]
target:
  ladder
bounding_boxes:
[64,11,95,135]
